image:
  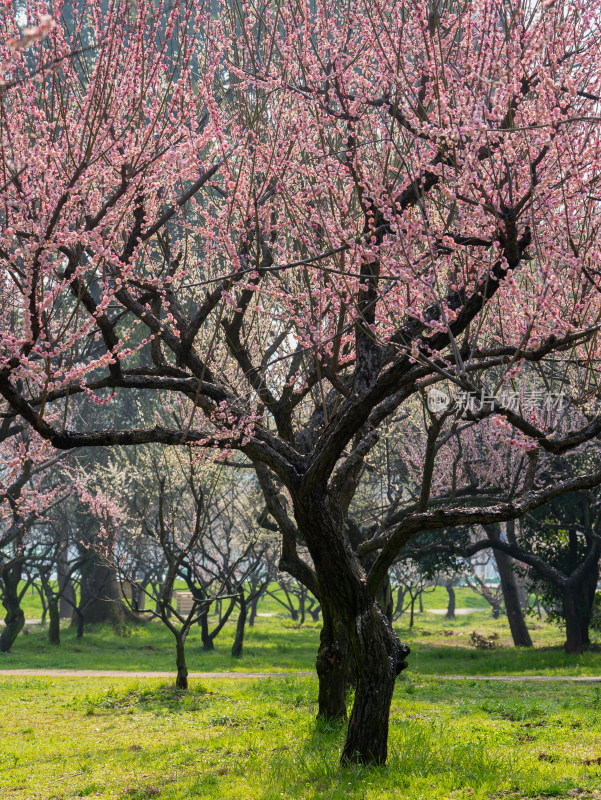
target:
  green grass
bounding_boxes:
[3,595,601,677]
[2,586,601,798]
[2,674,601,799]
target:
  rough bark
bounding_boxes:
[0,560,25,653]
[316,603,349,721]
[563,570,596,654]
[294,489,410,765]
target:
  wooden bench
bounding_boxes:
[173,591,195,614]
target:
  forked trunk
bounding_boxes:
[294,489,409,765]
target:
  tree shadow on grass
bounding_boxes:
[79,682,213,714]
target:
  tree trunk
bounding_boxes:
[342,606,407,765]
[564,585,584,654]
[47,597,60,645]
[484,523,533,647]
[394,586,405,618]
[231,592,247,658]
[377,575,393,623]
[445,584,456,619]
[57,544,76,619]
[0,556,25,653]
[316,603,349,721]
[0,567,25,653]
[199,606,214,650]
[294,489,410,765]
[493,548,533,647]
[563,566,597,654]
[39,587,48,625]
[75,607,85,639]
[248,593,260,627]
[175,635,188,689]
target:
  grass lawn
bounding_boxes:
[1,674,601,799]
[2,588,601,677]
[2,587,601,798]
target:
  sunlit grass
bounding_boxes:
[2,589,600,678]
[1,676,601,799]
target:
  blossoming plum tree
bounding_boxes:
[2,0,601,763]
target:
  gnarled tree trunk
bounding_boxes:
[294,488,409,765]
[316,603,349,721]
[0,558,25,653]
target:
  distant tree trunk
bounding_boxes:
[445,584,456,619]
[394,586,405,618]
[299,586,306,625]
[74,606,85,639]
[75,556,127,627]
[419,592,424,614]
[409,595,416,627]
[175,634,188,689]
[38,586,48,625]
[563,585,585,654]
[47,597,60,645]
[0,558,25,653]
[231,592,247,658]
[57,544,76,619]
[199,606,213,650]
[248,593,260,627]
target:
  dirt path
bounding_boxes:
[0,668,600,681]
